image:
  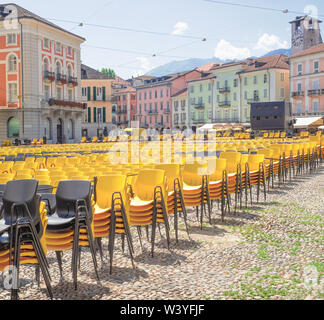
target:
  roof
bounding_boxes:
[197,62,222,72]
[239,54,289,73]
[289,15,322,24]
[187,72,215,83]
[290,43,324,58]
[114,87,136,95]
[210,60,247,71]
[294,116,324,129]
[0,4,85,41]
[171,88,187,98]
[81,64,114,80]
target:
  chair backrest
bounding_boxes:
[133,169,167,201]
[56,180,92,220]
[155,164,182,191]
[37,185,54,195]
[183,163,208,186]
[2,179,41,227]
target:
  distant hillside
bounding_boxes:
[146,48,292,77]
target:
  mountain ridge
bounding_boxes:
[145,48,292,77]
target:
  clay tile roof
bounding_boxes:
[0,3,85,41]
[290,43,324,58]
[239,54,289,73]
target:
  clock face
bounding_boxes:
[292,29,304,47]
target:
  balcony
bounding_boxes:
[163,109,171,114]
[156,122,164,127]
[247,97,260,104]
[194,103,205,110]
[192,119,205,124]
[44,71,55,82]
[291,91,305,97]
[48,99,84,108]
[148,110,159,115]
[308,89,324,96]
[219,101,231,107]
[117,109,127,115]
[219,87,231,93]
[68,76,78,87]
[56,73,67,85]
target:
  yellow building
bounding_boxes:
[81,65,115,138]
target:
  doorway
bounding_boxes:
[57,118,63,144]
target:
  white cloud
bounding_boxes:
[254,33,289,52]
[132,57,155,77]
[214,39,251,61]
[172,22,189,35]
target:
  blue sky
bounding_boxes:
[11,0,324,78]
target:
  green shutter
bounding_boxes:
[93,87,97,101]
[93,107,97,123]
[87,87,91,100]
[88,107,91,123]
[102,87,106,101]
[103,107,106,123]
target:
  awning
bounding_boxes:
[319,125,324,130]
[294,117,324,129]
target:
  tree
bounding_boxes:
[100,68,116,78]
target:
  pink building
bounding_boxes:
[290,43,324,116]
[135,70,202,130]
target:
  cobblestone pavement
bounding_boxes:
[1,166,323,300]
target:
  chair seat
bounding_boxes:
[46,214,75,233]
[94,204,110,215]
[130,197,154,207]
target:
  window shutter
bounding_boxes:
[93,87,97,101]
[93,107,97,123]
[102,87,106,101]
[88,107,91,123]
[103,107,106,123]
[87,87,91,100]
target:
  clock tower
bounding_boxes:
[290,16,323,55]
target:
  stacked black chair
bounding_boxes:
[0,180,52,300]
[46,181,99,290]
[37,185,56,216]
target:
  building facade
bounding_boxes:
[290,43,324,116]
[171,89,188,130]
[187,74,215,128]
[135,70,202,130]
[113,87,136,129]
[0,4,85,144]
[81,65,115,138]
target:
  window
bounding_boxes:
[160,102,164,110]
[8,54,17,72]
[161,90,163,98]
[244,77,248,86]
[56,62,62,75]
[8,83,18,103]
[139,92,142,100]
[67,65,73,78]
[216,82,220,90]
[44,39,50,49]
[233,92,237,101]
[296,101,302,114]
[217,95,220,102]
[7,117,20,138]
[208,83,212,91]
[43,58,49,73]
[56,87,62,100]
[264,74,267,83]
[190,86,194,93]
[280,73,285,81]
[253,75,257,84]
[155,90,157,99]
[67,46,73,56]
[313,100,319,113]
[314,61,319,73]
[233,79,238,87]
[264,88,268,98]
[244,91,248,100]
[7,34,17,45]
[144,92,147,100]
[68,89,73,101]
[44,85,50,100]
[208,96,212,104]
[297,64,302,75]
[149,91,152,99]
[297,82,302,92]
[56,42,62,53]
[313,79,319,90]
[200,84,203,92]
[280,88,285,98]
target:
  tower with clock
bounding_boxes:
[290,16,323,55]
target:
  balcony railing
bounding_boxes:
[194,103,205,110]
[219,87,231,93]
[48,99,84,108]
[56,73,67,84]
[308,89,324,96]
[219,101,231,107]
[247,97,260,104]
[44,71,55,82]
[148,110,159,115]
[163,109,171,114]
[291,91,305,97]
[68,76,78,87]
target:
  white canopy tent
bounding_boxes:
[294,117,323,129]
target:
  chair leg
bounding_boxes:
[56,251,64,279]
[151,208,158,258]
[96,238,104,262]
[121,234,125,254]
[108,212,116,275]
[125,232,136,271]
[72,223,80,290]
[137,227,144,253]
[35,266,40,287]
[179,192,190,238]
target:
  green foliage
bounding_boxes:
[100,68,116,78]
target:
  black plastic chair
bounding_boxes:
[46,181,99,290]
[0,180,52,300]
[37,185,56,216]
